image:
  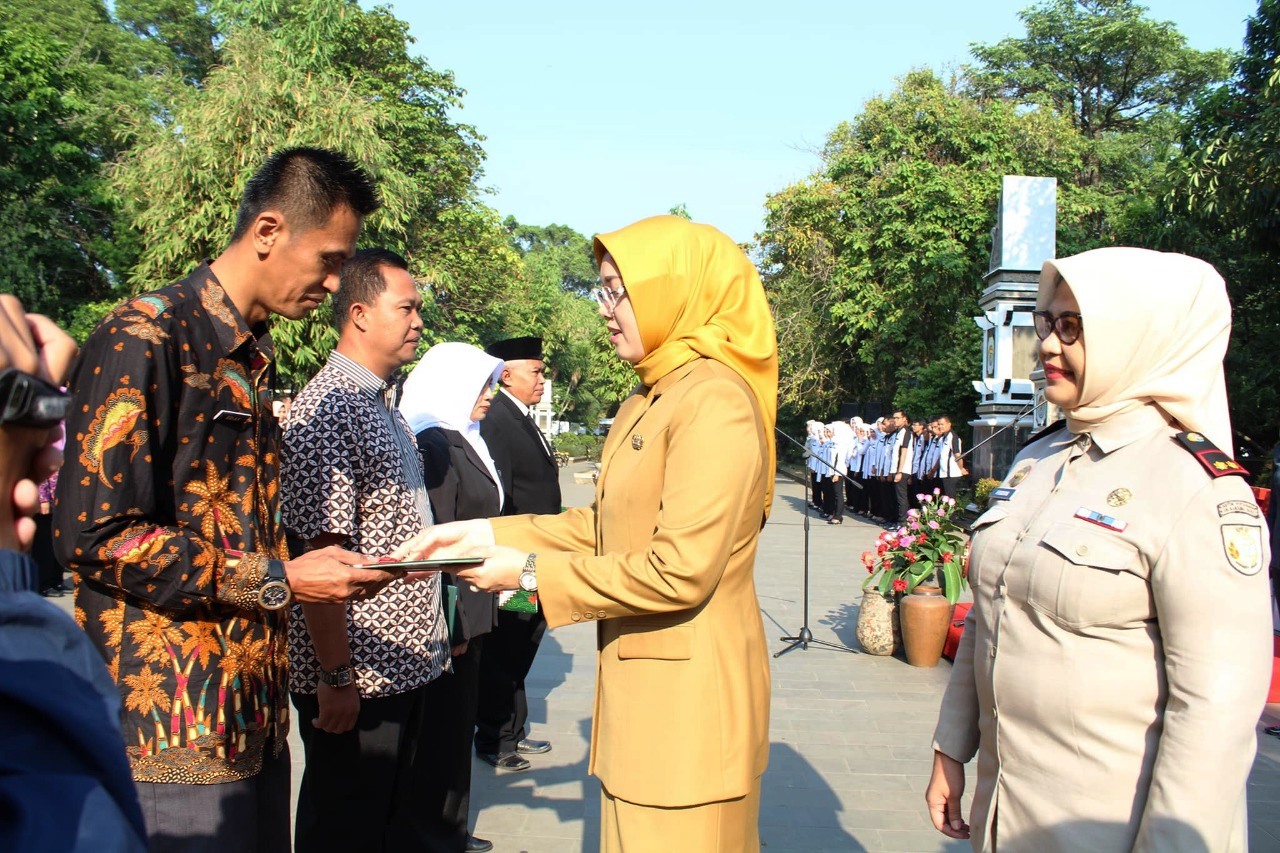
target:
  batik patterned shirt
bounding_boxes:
[283,353,450,697]
[55,264,290,784]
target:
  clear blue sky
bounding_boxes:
[383,0,1258,245]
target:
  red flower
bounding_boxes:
[892,578,908,593]
[861,551,876,569]
[941,552,954,564]
[904,551,917,562]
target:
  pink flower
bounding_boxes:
[898,535,914,548]
[909,522,920,532]
[936,507,945,516]
[928,520,940,530]
[897,527,908,537]
[915,493,927,502]
[892,578,908,593]
[934,487,942,495]
[907,508,920,519]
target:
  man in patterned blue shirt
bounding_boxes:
[282,249,455,853]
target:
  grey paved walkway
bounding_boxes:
[46,462,1280,851]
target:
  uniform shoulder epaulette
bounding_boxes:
[1024,419,1067,445]
[1173,431,1249,478]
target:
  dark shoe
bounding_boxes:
[516,737,552,754]
[477,751,530,772]
[465,836,494,853]
[1265,725,1280,737]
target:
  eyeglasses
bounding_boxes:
[592,284,628,316]
[1031,310,1084,345]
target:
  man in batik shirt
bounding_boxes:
[282,249,455,852]
[55,148,399,853]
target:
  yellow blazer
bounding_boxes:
[491,358,772,807]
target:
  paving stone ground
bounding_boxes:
[48,461,1280,851]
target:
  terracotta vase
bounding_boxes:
[856,588,900,656]
[900,584,951,667]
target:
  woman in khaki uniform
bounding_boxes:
[398,215,778,852]
[926,248,1272,851]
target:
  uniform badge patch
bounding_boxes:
[1007,462,1034,487]
[1106,488,1132,507]
[1221,524,1264,575]
[631,434,644,450]
[1217,500,1261,518]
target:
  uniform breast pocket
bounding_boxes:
[967,506,1010,588]
[1031,522,1150,629]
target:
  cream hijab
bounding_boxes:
[593,215,779,518]
[1037,247,1235,453]
[399,342,506,497]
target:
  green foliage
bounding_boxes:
[1161,0,1280,453]
[110,1,516,389]
[760,69,1085,420]
[552,432,602,460]
[971,0,1231,140]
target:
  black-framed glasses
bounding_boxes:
[592,285,628,316]
[1031,310,1084,345]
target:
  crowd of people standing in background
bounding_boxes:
[804,410,968,528]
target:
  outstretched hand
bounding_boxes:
[390,519,495,562]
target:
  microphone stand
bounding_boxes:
[958,399,1044,465]
[773,426,858,657]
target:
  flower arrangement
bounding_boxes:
[861,490,969,604]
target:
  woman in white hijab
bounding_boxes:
[927,248,1271,852]
[399,341,505,853]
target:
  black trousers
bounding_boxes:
[893,475,911,523]
[138,739,291,853]
[476,608,547,754]
[418,636,485,852]
[823,476,844,519]
[847,474,866,514]
[292,685,433,853]
[939,476,962,501]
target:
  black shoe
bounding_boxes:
[477,751,531,772]
[465,836,494,853]
[516,737,552,754]
[1265,725,1280,737]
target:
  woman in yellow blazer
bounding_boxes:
[398,215,778,851]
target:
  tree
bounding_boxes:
[111,0,517,387]
[759,69,1087,425]
[0,1,163,324]
[1163,0,1280,455]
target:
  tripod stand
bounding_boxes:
[774,426,858,657]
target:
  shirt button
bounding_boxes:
[1076,545,1089,556]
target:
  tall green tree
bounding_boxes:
[1164,0,1280,454]
[111,0,516,387]
[759,69,1087,424]
[0,1,162,323]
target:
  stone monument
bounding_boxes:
[969,176,1057,481]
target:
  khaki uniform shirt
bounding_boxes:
[933,404,1271,852]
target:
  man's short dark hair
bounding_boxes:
[893,409,908,421]
[332,249,409,329]
[231,147,381,241]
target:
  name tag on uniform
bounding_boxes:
[1074,506,1128,532]
[989,487,1017,502]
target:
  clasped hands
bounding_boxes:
[389,519,528,591]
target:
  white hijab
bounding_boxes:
[400,342,506,496]
[1038,247,1234,453]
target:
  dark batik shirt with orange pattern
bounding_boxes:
[54,264,290,785]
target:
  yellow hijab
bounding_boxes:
[593,215,779,518]
[1038,247,1235,453]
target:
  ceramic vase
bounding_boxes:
[856,588,900,656]
[900,584,951,667]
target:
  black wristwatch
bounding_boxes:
[257,558,292,611]
[318,664,355,688]
[0,368,70,429]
